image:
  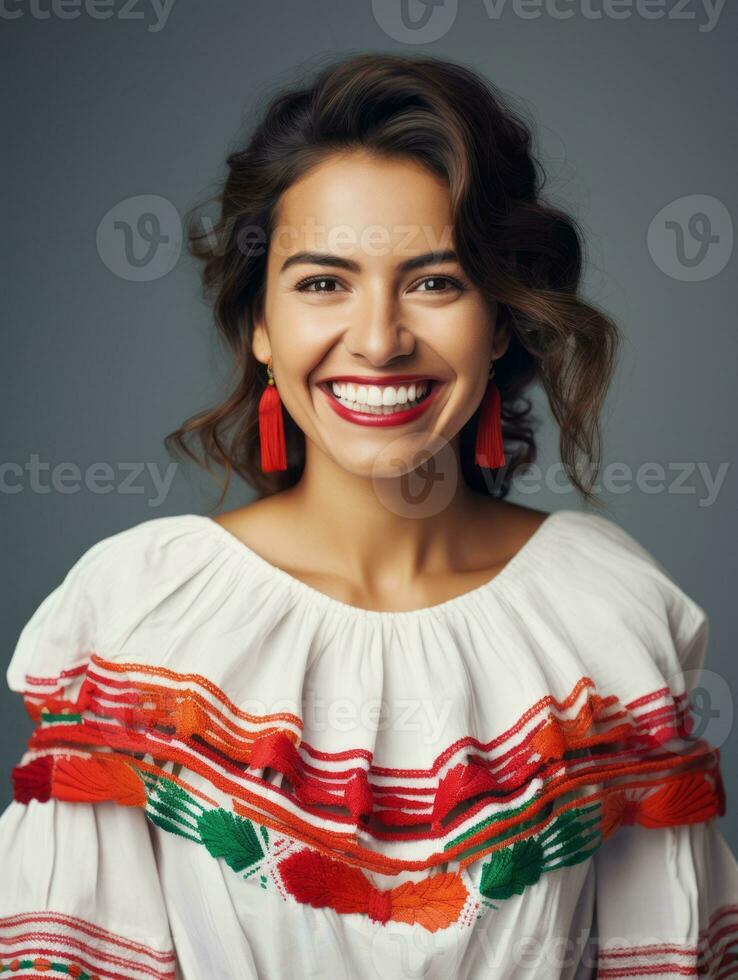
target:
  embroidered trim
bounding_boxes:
[595,903,738,977]
[0,910,176,979]
[15,656,716,859]
[9,750,724,934]
[7,759,603,933]
[21,656,695,778]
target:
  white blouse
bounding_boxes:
[1,508,737,980]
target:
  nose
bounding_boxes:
[341,286,415,365]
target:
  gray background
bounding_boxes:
[2,0,736,859]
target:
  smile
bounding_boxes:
[318,379,443,427]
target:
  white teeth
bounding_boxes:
[367,385,383,407]
[327,380,432,414]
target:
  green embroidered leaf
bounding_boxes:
[539,804,592,840]
[543,809,601,863]
[146,810,200,843]
[550,832,591,859]
[547,842,601,872]
[547,807,580,828]
[149,797,199,832]
[197,808,265,873]
[144,773,202,828]
[479,837,544,900]
[480,846,515,898]
[510,837,545,887]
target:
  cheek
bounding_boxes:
[434,309,494,379]
[270,322,333,397]
[268,296,323,361]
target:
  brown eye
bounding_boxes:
[414,276,465,293]
[295,276,345,293]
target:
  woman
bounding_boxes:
[1,53,736,980]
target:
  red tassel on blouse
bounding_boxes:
[258,382,287,472]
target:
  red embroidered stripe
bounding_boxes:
[596,903,738,978]
[10,742,722,883]
[20,657,693,779]
[26,656,694,787]
[14,654,723,871]
[26,716,716,837]
[0,910,176,980]
[25,703,719,844]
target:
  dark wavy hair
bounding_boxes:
[165,53,619,509]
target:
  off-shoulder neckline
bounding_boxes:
[194,508,570,621]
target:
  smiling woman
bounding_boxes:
[3,51,737,980]
[166,59,618,503]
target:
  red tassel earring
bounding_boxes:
[258,356,287,472]
[474,361,506,469]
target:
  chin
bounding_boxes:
[333,432,453,481]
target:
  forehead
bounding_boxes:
[271,151,455,261]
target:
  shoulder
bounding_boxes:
[521,507,709,682]
[40,513,222,609]
[6,513,227,697]
[544,507,700,605]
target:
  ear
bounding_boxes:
[491,314,512,361]
[251,316,271,366]
[492,327,511,360]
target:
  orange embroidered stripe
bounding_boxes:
[90,654,303,729]
[228,762,720,877]
[27,708,720,858]
[18,654,719,877]
[228,748,722,876]
[6,764,722,941]
[75,659,692,784]
[28,712,718,856]
[83,675,299,750]
[13,741,722,881]
[81,674,657,788]
[0,943,171,980]
[599,905,738,967]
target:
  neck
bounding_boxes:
[279,436,499,589]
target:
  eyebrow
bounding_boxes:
[280,249,459,275]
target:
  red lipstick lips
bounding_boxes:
[320,374,437,385]
[319,378,443,427]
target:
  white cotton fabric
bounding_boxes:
[1,508,736,980]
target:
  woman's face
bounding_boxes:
[252,150,510,479]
